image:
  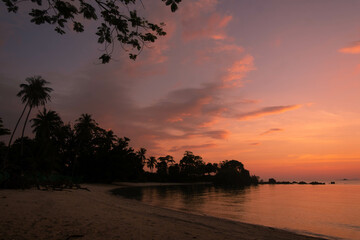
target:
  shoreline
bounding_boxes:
[0,183,327,240]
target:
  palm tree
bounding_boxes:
[146,156,157,173]
[8,76,53,154]
[94,129,117,152]
[73,114,99,176]
[0,118,10,136]
[165,155,175,166]
[74,114,99,143]
[30,108,63,174]
[136,147,147,165]
[31,108,63,141]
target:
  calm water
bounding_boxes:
[113,180,360,240]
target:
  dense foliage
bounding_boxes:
[2,0,182,63]
[0,77,259,188]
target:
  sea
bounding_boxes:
[113,180,360,240]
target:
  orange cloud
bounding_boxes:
[211,34,227,40]
[338,41,360,54]
[260,128,284,135]
[237,105,301,120]
[222,55,256,87]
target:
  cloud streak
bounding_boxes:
[237,105,301,120]
[169,143,217,152]
[260,128,284,135]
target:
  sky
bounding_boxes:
[1,0,360,181]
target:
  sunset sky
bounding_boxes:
[1,0,360,181]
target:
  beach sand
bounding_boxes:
[0,184,326,240]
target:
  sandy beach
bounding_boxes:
[0,184,326,240]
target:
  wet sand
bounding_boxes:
[0,184,326,240]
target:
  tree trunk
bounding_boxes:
[2,103,28,170]
[20,106,32,156]
[8,102,28,148]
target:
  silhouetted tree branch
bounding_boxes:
[2,0,182,63]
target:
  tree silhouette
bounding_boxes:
[136,147,147,165]
[146,156,157,173]
[220,160,244,172]
[179,151,205,177]
[31,108,63,141]
[205,162,218,175]
[31,108,63,171]
[0,118,10,170]
[73,113,99,176]
[8,76,53,155]
[215,160,255,186]
[93,129,117,152]
[2,0,182,63]
[74,113,99,147]
[0,118,10,136]
[157,156,170,177]
[53,123,76,175]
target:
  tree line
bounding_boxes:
[0,76,259,188]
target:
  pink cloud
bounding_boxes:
[194,43,244,64]
[181,0,218,18]
[180,0,232,41]
[182,13,232,41]
[338,41,360,54]
[237,105,301,120]
[238,99,260,104]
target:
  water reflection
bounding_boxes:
[113,185,251,217]
[113,184,360,240]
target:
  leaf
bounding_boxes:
[171,3,178,12]
[129,54,137,60]
[57,19,67,28]
[73,21,84,32]
[55,27,65,34]
[8,0,183,63]
[99,54,111,64]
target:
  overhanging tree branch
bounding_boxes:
[2,0,182,63]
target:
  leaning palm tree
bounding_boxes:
[146,156,157,173]
[7,76,53,154]
[31,108,63,141]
